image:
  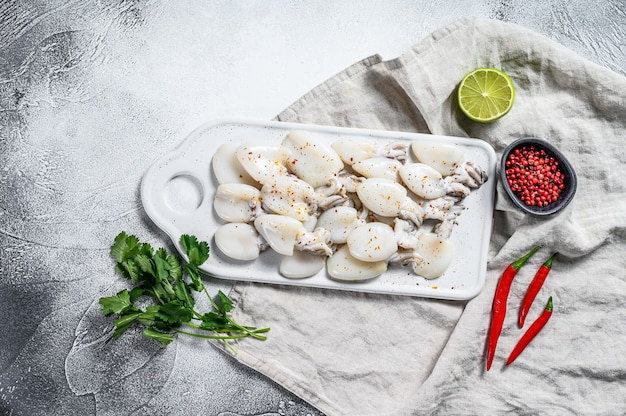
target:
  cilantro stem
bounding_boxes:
[173,328,266,341]
[199,286,268,340]
[183,321,269,340]
[203,286,220,309]
[185,321,202,330]
[151,287,166,305]
[225,318,270,340]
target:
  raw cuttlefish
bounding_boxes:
[211,131,487,281]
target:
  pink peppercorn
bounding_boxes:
[504,145,565,207]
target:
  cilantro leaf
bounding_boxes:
[150,282,172,304]
[110,232,141,263]
[153,254,170,282]
[138,305,160,327]
[166,254,182,282]
[200,311,229,330]
[112,311,141,339]
[129,287,145,303]
[180,234,209,266]
[155,247,167,260]
[139,242,154,258]
[157,300,193,324]
[217,290,233,314]
[174,282,195,309]
[134,253,155,277]
[116,260,140,282]
[185,263,204,292]
[99,289,133,316]
[142,328,174,345]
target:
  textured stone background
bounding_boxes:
[1,1,624,415]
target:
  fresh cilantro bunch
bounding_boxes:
[99,232,269,352]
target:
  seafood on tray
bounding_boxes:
[211,130,488,282]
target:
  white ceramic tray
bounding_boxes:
[141,119,496,300]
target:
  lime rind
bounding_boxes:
[458,68,515,123]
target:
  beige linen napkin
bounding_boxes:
[216,18,626,415]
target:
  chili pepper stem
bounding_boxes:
[543,254,556,269]
[511,246,542,270]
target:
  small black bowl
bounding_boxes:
[500,137,577,216]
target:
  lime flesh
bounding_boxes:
[458,68,515,123]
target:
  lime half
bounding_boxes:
[457,68,515,123]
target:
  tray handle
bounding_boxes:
[141,157,213,243]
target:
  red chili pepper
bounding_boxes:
[486,245,541,371]
[518,253,556,328]
[506,296,553,366]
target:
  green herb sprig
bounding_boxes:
[99,232,269,353]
